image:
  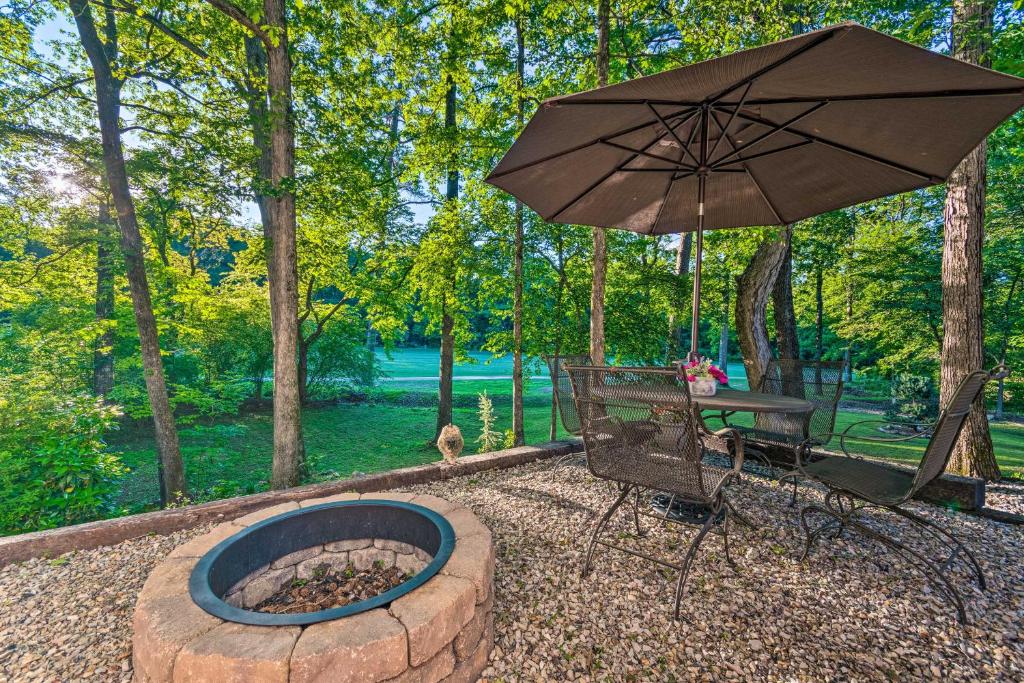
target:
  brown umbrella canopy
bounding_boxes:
[485,22,1024,233]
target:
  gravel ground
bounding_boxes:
[2,464,1023,682]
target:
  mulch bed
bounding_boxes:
[254,562,409,614]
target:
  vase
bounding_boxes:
[689,377,717,397]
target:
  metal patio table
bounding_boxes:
[587,384,814,416]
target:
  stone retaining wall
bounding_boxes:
[0,439,582,567]
[133,492,494,683]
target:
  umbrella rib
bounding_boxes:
[487,107,696,180]
[650,129,692,233]
[708,111,786,224]
[646,102,701,167]
[706,82,752,163]
[744,87,1024,105]
[710,101,829,166]
[600,140,695,170]
[708,25,848,105]
[713,140,814,167]
[723,107,943,182]
[548,115,697,221]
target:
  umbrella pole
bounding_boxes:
[689,174,706,361]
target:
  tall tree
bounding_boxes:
[589,0,610,366]
[735,232,788,390]
[67,0,187,503]
[510,15,526,447]
[434,70,459,441]
[941,0,998,480]
[772,226,800,361]
[93,197,116,397]
[206,0,305,488]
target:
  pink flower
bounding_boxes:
[686,374,696,382]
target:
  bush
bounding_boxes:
[885,374,939,424]
[0,376,126,535]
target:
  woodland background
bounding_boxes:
[1,0,1022,534]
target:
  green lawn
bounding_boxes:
[111,348,1024,514]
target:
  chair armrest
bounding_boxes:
[704,426,745,474]
[795,419,933,467]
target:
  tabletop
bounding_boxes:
[587,384,814,414]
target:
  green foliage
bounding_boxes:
[885,374,939,424]
[0,375,126,535]
[475,391,503,453]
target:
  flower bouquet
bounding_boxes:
[676,358,728,397]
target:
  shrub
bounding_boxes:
[886,374,939,424]
[0,376,126,535]
[475,391,502,453]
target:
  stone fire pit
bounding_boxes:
[132,492,494,682]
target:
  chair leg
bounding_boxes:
[798,503,842,561]
[844,517,968,625]
[632,488,646,537]
[722,508,735,568]
[886,504,986,592]
[724,499,757,530]
[777,472,800,507]
[673,510,719,620]
[582,483,633,578]
[798,501,969,624]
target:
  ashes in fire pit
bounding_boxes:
[254,562,410,614]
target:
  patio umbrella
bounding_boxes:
[485,22,1024,359]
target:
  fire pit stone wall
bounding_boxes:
[132,492,494,683]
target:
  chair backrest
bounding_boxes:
[543,354,590,435]
[759,359,847,443]
[909,367,1003,497]
[565,365,712,500]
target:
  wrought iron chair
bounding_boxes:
[543,353,591,436]
[787,366,1008,624]
[565,365,750,619]
[715,359,846,476]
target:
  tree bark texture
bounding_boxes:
[589,0,610,366]
[772,226,800,361]
[435,76,458,440]
[718,273,730,371]
[511,18,526,447]
[735,235,788,392]
[69,0,186,504]
[260,0,305,489]
[942,0,998,480]
[93,198,115,398]
[667,233,692,360]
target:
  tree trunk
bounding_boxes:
[589,0,610,366]
[435,76,458,441]
[772,226,800,361]
[298,340,309,406]
[70,0,186,504]
[814,266,824,388]
[943,0,998,480]
[667,234,692,360]
[735,235,788,391]
[93,198,116,398]
[260,0,305,489]
[844,283,853,382]
[511,18,526,447]
[436,303,455,438]
[718,272,730,371]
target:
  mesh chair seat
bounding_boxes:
[787,366,1008,625]
[589,448,734,502]
[565,365,751,620]
[799,456,913,506]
